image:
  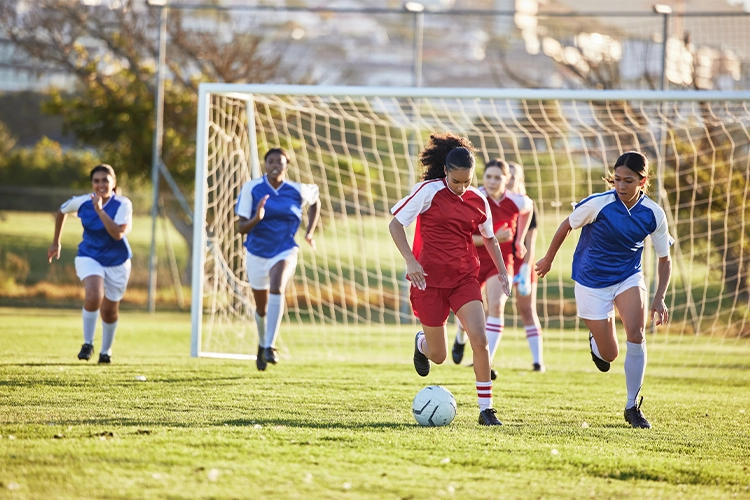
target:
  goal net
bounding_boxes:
[192,85,750,362]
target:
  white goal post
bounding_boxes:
[192,84,750,359]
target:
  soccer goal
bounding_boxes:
[192,84,750,360]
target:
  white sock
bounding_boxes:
[265,293,284,349]
[589,333,604,360]
[476,380,493,411]
[254,311,266,348]
[417,331,427,355]
[82,308,98,345]
[486,316,503,360]
[525,324,543,365]
[101,320,117,355]
[624,341,647,408]
[455,319,467,345]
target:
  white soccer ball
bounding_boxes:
[412,385,457,427]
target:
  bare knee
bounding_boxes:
[430,353,446,364]
[599,346,619,363]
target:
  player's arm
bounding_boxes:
[389,217,426,291]
[237,194,269,234]
[535,217,572,278]
[48,209,68,263]
[514,209,532,259]
[482,235,511,297]
[93,195,128,241]
[651,255,672,326]
[304,198,321,248]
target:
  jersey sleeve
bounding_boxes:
[300,183,320,205]
[509,192,533,214]
[235,182,255,219]
[114,197,133,235]
[390,181,433,227]
[650,207,674,258]
[59,194,89,215]
[477,195,494,238]
[568,196,604,229]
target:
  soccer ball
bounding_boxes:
[412,385,457,427]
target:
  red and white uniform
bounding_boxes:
[393,179,495,287]
[475,188,532,284]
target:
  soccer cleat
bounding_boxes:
[97,353,111,364]
[255,345,267,371]
[263,347,279,365]
[478,408,503,426]
[413,331,430,377]
[624,396,652,429]
[490,369,497,381]
[451,338,465,364]
[589,333,611,372]
[78,343,94,361]
[533,363,546,373]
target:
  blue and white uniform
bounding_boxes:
[236,175,319,289]
[60,193,133,301]
[569,189,673,319]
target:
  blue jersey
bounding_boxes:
[569,190,673,288]
[60,193,133,267]
[235,176,319,258]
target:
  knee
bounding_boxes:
[430,353,446,364]
[600,347,619,363]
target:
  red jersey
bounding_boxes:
[392,178,494,288]
[475,187,532,270]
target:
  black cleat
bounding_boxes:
[589,333,611,372]
[533,363,546,373]
[478,408,503,426]
[451,338,465,364]
[255,345,267,371]
[263,347,279,365]
[97,353,111,364]
[624,396,652,429]
[78,343,94,361]
[490,369,497,380]
[413,331,430,377]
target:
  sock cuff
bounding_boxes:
[524,324,540,333]
[626,340,646,355]
[486,316,502,327]
[82,308,99,318]
[102,320,118,327]
[268,293,282,304]
[476,380,492,388]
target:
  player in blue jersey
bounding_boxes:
[236,148,320,371]
[48,164,133,364]
[535,151,673,429]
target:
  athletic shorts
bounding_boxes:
[410,276,483,327]
[478,257,513,287]
[574,273,646,320]
[75,257,131,302]
[245,247,299,290]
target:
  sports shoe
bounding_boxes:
[533,363,546,373]
[97,353,111,364]
[478,408,503,426]
[589,333,611,372]
[624,396,652,429]
[263,347,279,365]
[451,338,465,364]
[490,369,497,380]
[413,331,430,377]
[255,345,267,371]
[78,343,94,361]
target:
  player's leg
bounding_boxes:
[485,276,508,379]
[96,260,130,364]
[451,316,467,364]
[263,250,299,364]
[517,282,545,371]
[410,287,450,377]
[247,251,271,370]
[76,257,105,361]
[575,281,619,371]
[614,275,651,428]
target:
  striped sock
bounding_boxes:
[525,324,543,365]
[476,380,493,411]
[486,316,503,360]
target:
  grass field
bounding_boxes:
[1,307,749,500]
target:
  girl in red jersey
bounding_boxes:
[389,133,511,426]
[450,160,533,378]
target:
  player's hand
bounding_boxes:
[514,241,527,260]
[494,223,513,243]
[47,243,61,263]
[535,256,552,278]
[305,233,316,252]
[497,271,511,297]
[255,195,270,221]
[651,298,669,326]
[405,258,428,291]
[91,193,103,212]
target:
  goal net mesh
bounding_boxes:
[194,87,749,363]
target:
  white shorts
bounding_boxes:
[245,247,299,290]
[75,257,132,302]
[574,273,646,321]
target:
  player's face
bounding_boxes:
[265,152,288,181]
[483,165,507,197]
[444,166,474,196]
[91,172,115,199]
[506,165,518,193]
[613,165,646,207]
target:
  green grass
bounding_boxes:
[1,307,749,499]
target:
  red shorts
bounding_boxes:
[410,277,483,327]
[478,255,513,287]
